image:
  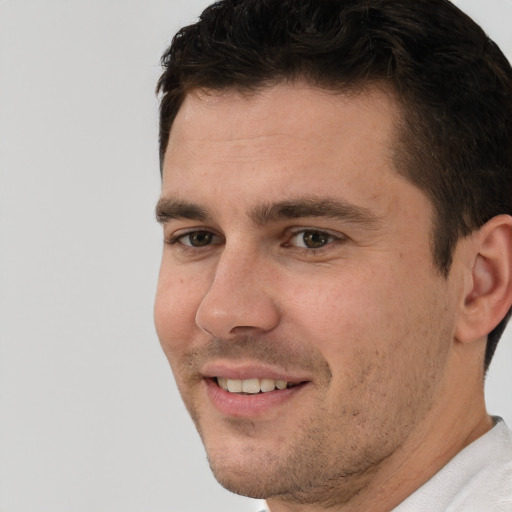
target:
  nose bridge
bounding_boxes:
[195,243,280,338]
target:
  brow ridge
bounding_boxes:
[155,198,209,223]
[250,197,381,226]
[155,196,381,227]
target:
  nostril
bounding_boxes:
[195,286,280,339]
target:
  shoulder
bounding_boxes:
[394,418,512,512]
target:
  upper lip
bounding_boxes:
[201,361,311,384]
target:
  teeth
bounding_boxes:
[241,378,260,394]
[217,377,295,394]
[275,380,288,390]
[260,378,276,392]
[227,379,242,393]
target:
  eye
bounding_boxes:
[288,229,337,249]
[176,230,222,247]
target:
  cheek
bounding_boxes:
[154,263,207,358]
[288,266,386,342]
[320,269,452,397]
[292,264,434,376]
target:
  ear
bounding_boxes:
[455,215,512,343]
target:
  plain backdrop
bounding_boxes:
[0,1,511,511]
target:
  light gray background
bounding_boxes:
[0,1,510,511]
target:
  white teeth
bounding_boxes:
[226,379,242,393]
[260,378,276,392]
[217,377,294,394]
[241,378,260,394]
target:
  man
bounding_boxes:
[154,0,512,510]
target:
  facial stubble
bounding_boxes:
[171,336,411,506]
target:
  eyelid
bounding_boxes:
[166,227,224,247]
[164,225,347,251]
[285,227,347,249]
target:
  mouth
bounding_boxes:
[203,374,309,418]
[215,377,301,394]
[201,363,311,418]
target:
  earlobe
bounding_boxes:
[455,215,512,344]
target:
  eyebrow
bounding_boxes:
[156,198,210,223]
[250,197,381,226]
[155,196,381,226]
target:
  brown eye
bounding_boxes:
[302,230,330,248]
[179,231,217,247]
[289,230,335,249]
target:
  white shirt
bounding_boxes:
[393,417,512,511]
[258,418,512,512]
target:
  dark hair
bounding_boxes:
[157,0,512,369]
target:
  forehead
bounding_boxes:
[165,84,399,162]
[161,83,426,224]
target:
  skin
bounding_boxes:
[154,84,493,511]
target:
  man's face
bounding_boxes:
[155,84,460,505]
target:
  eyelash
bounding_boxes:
[166,230,223,249]
[285,228,346,254]
[165,228,346,255]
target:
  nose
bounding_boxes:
[195,248,280,339]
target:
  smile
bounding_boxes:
[204,374,310,417]
[216,377,299,394]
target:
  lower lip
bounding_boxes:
[204,378,308,418]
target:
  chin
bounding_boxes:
[202,433,292,499]
[209,455,364,507]
[208,455,275,499]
